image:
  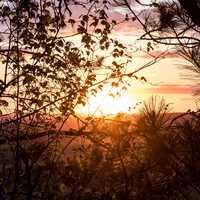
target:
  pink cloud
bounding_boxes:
[138,50,181,59]
[135,84,193,94]
[114,20,142,34]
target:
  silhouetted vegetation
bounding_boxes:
[0,97,200,199]
[122,0,200,97]
[0,0,200,199]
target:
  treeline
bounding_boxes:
[0,97,200,200]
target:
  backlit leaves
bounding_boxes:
[0,0,131,118]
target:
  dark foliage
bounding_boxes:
[0,97,200,199]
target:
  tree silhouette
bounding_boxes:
[119,0,200,99]
[2,1,200,199]
[178,0,200,26]
[0,1,134,199]
[0,0,159,199]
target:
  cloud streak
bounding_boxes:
[138,50,181,59]
[134,84,193,94]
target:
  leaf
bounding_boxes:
[82,15,88,22]
[23,75,35,85]
[68,18,76,27]
[112,20,117,25]
[141,76,147,82]
[0,100,8,107]
[57,40,64,47]
[109,93,115,98]
[132,17,136,21]
[125,14,129,21]
[111,82,119,87]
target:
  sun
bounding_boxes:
[86,87,137,115]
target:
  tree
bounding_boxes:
[177,0,200,27]
[0,0,130,118]
[0,0,134,198]
[119,0,200,98]
[3,0,197,199]
[0,0,158,199]
[115,1,200,198]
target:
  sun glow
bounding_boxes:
[85,87,137,115]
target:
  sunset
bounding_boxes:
[79,86,137,115]
[0,0,200,199]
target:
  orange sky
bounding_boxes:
[1,0,198,115]
[74,0,199,114]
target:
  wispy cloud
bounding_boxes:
[138,50,180,59]
[134,84,193,94]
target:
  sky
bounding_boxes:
[115,1,199,112]
[0,0,198,116]
[76,0,199,115]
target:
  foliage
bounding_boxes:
[0,0,136,199]
[0,97,200,199]
[119,0,200,98]
[0,0,132,118]
[0,0,200,199]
